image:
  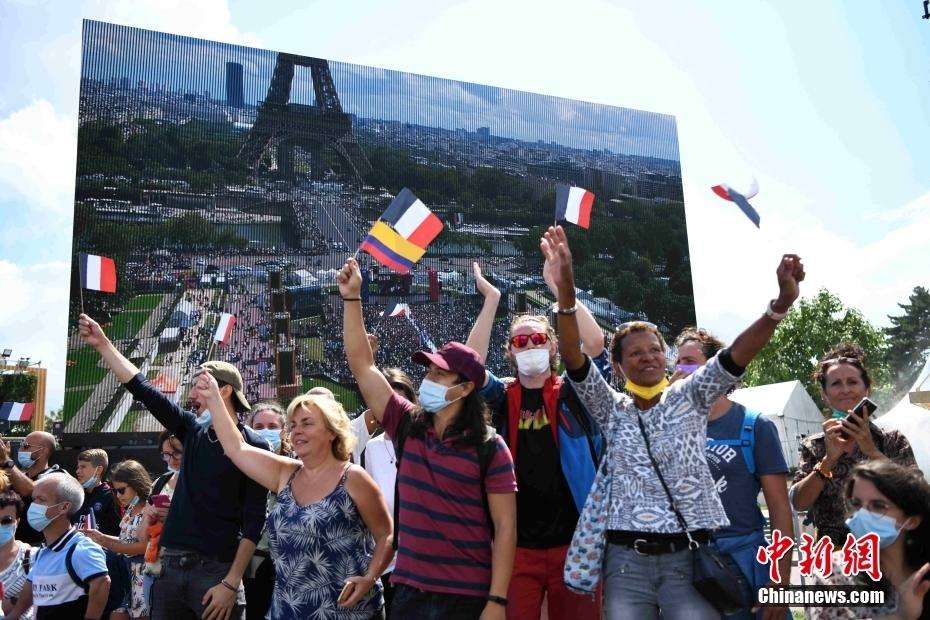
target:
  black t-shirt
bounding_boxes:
[515,387,578,548]
[72,482,122,536]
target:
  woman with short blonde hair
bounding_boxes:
[286,394,356,462]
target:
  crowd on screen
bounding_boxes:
[2,226,928,620]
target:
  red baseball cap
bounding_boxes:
[411,342,486,386]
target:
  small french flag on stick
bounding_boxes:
[213,313,236,346]
[389,303,409,318]
[80,253,117,293]
[555,184,594,229]
[0,402,35,422]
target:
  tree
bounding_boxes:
[885,286,930,398]
[742,289,891,409]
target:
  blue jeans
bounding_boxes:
[390,584,486,620]
[603,543,722,620]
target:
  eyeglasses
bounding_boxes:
[615,320,658,332]
[161,450,183,461]
[509,332,550,348]
[847,498,891,517]
[113,486,129,496]
[0,516,15,526]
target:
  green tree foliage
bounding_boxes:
[0,373,38,403]
[742,289,891,408]
[885,286,930,397]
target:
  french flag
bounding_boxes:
[213,313,236,346]
[80,253,117,293]
[0,402,34,422]
[389,303,408,318]
[555,184,594,229]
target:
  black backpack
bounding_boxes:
[391,415,499,550]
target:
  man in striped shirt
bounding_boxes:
[339,257,517,620]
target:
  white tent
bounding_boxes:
[874,356,930,478]
[293,269,318,286]
[730,380,825,469]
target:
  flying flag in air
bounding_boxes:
[80,253,117,293]
[711,178,761,228]
[555,184,595,229]
[0,402,35,422]
[213,313,236,346]
[389,303,409,318]
[360,188,444,273]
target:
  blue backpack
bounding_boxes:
[706,408,761,476]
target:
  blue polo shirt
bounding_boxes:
[28,528,108,617]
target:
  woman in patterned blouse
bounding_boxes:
[808,460,930,620]
[791,343,917,546]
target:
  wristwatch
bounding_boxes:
[487,594,508,607]
[0,459,14,470]
[813,459,833,480]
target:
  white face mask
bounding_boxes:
[515,348,551,376]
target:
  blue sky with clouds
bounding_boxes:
[2,0,929,411]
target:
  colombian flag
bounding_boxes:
[360,188,443,273]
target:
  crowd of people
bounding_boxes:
[7,225,928,619]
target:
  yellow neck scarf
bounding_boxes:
[625,377,669,401]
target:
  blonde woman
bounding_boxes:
[190,372,393,620]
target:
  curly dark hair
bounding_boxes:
[0,490,24,516]
[610,321,666,363]
[812,342,872,391]
[407,375,492,447]
[674,327,725,361]
[846,460,930,586]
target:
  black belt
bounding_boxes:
[607,530,710,556]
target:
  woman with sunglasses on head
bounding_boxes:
[791,343,917,547]
[0,490,37,620]
[809,460,930,620]
[83,460,153,620]
[463,259,607,620]
[542,225,805,619]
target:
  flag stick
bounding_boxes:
[77,255,85,316]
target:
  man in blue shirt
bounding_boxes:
[676,328,793,620]
[78,313,269,620]
[7,474,111,620]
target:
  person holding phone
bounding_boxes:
[808,460,930,620]
[791,343,918,546]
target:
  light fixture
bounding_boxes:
[1,349,11,359]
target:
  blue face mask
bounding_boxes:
[846,508,910,548]
[418,379,461,413]
[0,523,15,546]
[198,409,213,427]
[167,465,179,474]
[256,428,282,451]
[81,467,101,490]
[27,502,63,533]
[17,450,36,469]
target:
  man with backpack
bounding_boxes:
[5,474,111,620]
[339,257,517,620]
[464,261,606,619]
[675,328,793,620]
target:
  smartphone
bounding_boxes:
[149,494,170,508]
[337,581,354,605]
[849,397,878,422]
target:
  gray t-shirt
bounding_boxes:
[706,403,788,538]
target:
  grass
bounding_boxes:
[298,337,324,362]
[301,377,362,412]
[64,347,107,389]
[106,308,152,340]
[125,294,164,311]
[63,387,95,423]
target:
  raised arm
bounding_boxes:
[191,371,298,493]
[728,254,805,368]
[541,227,583,371]
[339,258,395,423]
[465,261,501,365]
[543,253,604,358]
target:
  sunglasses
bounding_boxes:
[113,487,129,496]
[509,332,550,348]
[0,516,15,526]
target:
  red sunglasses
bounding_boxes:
[509,332,550,348]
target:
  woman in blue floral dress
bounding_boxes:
[193,374,393,620]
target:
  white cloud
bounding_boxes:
[0,260,71,411]
[0,100,76,214]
